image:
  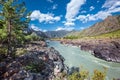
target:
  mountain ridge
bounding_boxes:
[45,30,71,38]
[66,15,120,38]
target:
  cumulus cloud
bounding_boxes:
[76,0,120,23]
[65,0,86,26]
[90,6,95,11]
[30,10,61,24]
[56,27,74,31]
[63,21,75,26]
[77,11,111,23]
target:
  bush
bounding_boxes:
[92,69,106,80]
[24,61,45,73]
[68,70,89,80]
[68,69,107,80]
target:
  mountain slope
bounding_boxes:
[66,15,120,38]
[45,30,71,38]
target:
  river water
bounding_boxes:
[47,41,120,80]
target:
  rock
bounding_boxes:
[0,41,68,80]
[60,39,120,63]
[93,42,120,62]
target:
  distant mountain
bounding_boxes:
[45,30,71,38]
[66,15,120,38]
[31,29,48,38]
[24,28,48,38]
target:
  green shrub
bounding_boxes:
[92,69,106,80]
[68,70,89,80]
[25,62,45,73]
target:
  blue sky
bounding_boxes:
[24,0,120,31]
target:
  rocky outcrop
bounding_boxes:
[0,41,68,80]
[60,39,120,62]
[93,41,120,62]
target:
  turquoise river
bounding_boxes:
[47,41,120,80]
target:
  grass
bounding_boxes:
[64,29,120,40]
[90,29,120,39]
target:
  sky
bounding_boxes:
[23,0,120,31]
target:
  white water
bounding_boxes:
[48,41,120,80]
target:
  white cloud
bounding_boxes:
[102,0,120,14]
[52,4,58,10]
[102,0,120,13]
[30,10,61,24]
[102,0,120,9]
[77,11,111,23]
[30,24,47,32]
[47,0,53,3]
[76,0,120,23]
[56,27,74,31]
[81,10,87,13]
[90,6,95,11]
[30,24,42,31]
[64,21,75,26]
[76,14,89,23]
[65,0,86,26]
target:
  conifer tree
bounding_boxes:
[0,0,31,57]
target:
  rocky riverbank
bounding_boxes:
[60,39,120,63]
[0,41,68,80]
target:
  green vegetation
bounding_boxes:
[68,70,89,80]
[64,29,120,39]
[91,29,120,39]
[64,36,79,39]
[68,69,106,80]
[64,15,120,40]
[0,0,31,57]
[92,69,106,80]
[24,61,45,73]
[24,32,45,43]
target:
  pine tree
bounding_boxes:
[0,0,31,57]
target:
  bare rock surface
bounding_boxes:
[0,41,68,80]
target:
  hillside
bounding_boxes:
[66,15,120,38]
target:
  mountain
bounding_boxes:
[45,30,71,38]
[24,28,48,38]
[32,30,48,38]
[66,15,120,38]
[24,28,70,38]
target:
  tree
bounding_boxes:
[0,0,31,57]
